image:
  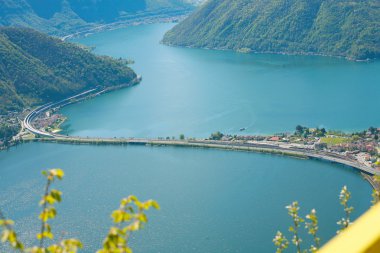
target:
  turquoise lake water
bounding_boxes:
[0,23,378,252]
[62,23,380,138]
[0,143,373,252]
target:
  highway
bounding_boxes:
[23,89,97,137]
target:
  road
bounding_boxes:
[23,89,97,137]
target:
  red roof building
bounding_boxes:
[268,136,280,141]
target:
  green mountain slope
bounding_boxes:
[162,0,380,60]
[0,0,197,36]
[0,27,137,114]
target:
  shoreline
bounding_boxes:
[161,42,377,62]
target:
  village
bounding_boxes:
[0,108,66,149]
[210,125,380,172]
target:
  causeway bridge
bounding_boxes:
[34,136,378,176]
[23,93,380,177]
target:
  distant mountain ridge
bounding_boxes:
[0,27,137,114]
[162,0,380,60]
[0,0,198,35]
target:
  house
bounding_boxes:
[366,144,375,152]
[268,136,280,141]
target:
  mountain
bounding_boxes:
[0,27,137,114]
[0,0,197,36]
[162,0,380,60]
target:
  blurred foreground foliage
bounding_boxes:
[0,169,159,253]
[274,175,380,253]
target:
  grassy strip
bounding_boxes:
[320,137,353,145]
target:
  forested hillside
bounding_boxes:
[0,27,137,114]
[0,0,198,35]
[163,0,380,60]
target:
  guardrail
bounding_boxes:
[319,203,380,253]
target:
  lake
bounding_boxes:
[0,143,372,253]
[62,23,380,138]
[0,23,378,253]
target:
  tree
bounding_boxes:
[295,125,308,136]
[210,131,224,140]
[368,127,377,135]
[179,134,185,140]
[295,125,303,133]
[0,169,159,253]
[317,128,327,137]
[0,123,19,148]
